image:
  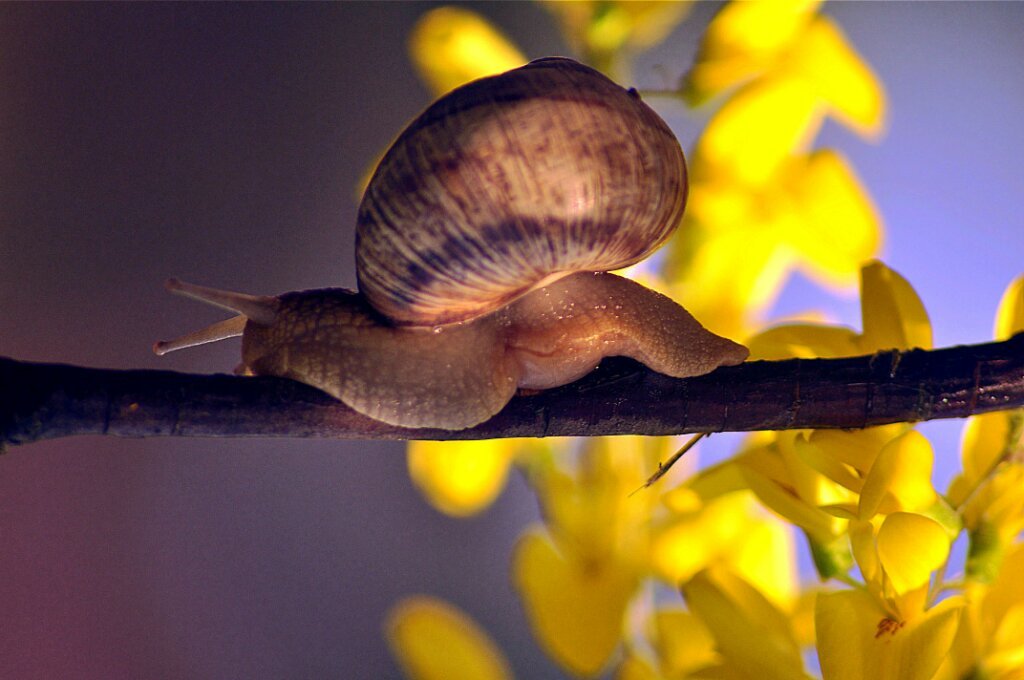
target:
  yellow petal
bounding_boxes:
[815,589,963,680]
[545,1,691,58]
[806,426,904,477]
[793,433,865,494]
[667,216,796,336]
[533,436,658,564]
[683,0,822,103]
[682,567,807,680]
[859,261,933,351]
[876,512,950,594]
[848,518,881,585]
[932,591,982,680]
[740,460,841,544]
[696,74,821,187]
[989,604,1024,674]
[954,412,1016,504]
[963,465,1024,548]
[679,459,750,508]
[513,529,636,676]
[784,151,883,289]
[615,654,660,680]
[651,490,797,607]
[407,439,515,517]
[729,509,799,607]
[741,454,843,544]
[652,609,718,677]
[387,596,513,680]
[650,499,737,586]
[981,542,1024,637]
[995,274,1024,340]
[858,430,936,519]
[746,323,861,360]
[781,16,886,138]
[408,7,527,96]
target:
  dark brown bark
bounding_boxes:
[2,333,1023,447]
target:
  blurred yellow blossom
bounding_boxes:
[647,609,718,678]
[780,15,885,138]
[671,151,881,338]
[684,2,884,139]
[683,0,821,101]
[951,412,1024,582]
[407,439,524,517]
[542,1,691,78]
[508,437,678,676]
[938,542,1024,679]
[387,596,513,680]
[650,488,798,608]
[672,1,886,337]
[681,566,809,679]
[408,7,527,95]
[513,528,636,677]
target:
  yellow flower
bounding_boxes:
[684,2,885,139]
[646,608,719,678]
[511,436,678,676]
[777,15,886,138]
[541,1,691,78]
[946,275,1024,581]
[857,430,937,520]
[955,418,1024,583]
[681,565,809,679]
[859,260,932,351]
[937,542,1024,679]
[671,151,882,338]
[994,274,1024,340]
[735,431,853,545]
[387,596,513,680]
[408,7,527,96]
[846,512,951,621]
[796,426,905,496]
[747,260,932,360]
[815,589,963,680]
[513,528,637,677]
[668,0,885,337]
[682,0,822,102]
[651,485,798,608]
[407,439,527,517]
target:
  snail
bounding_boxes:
[154,57,748,430]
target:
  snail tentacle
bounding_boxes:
[153,315,247,356]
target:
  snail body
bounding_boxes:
[155,57,748,430]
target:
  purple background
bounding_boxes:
[1,3,1022,678]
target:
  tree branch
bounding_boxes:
[2,334,1023,447]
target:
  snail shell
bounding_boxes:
[356,57,687,326]
[155,57,747,430]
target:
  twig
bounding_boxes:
[1,334,1023,447]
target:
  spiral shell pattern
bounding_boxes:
[356,57,687,327]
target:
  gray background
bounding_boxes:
[1,3,1022,678]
